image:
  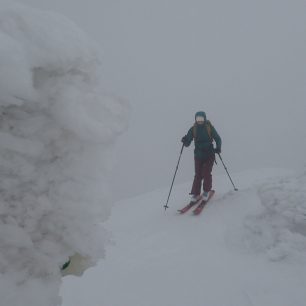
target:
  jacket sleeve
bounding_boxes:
[183,127,194,147]
[211,126,222,150]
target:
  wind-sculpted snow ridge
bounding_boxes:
[241,170,306,263]
[0,2,129,306]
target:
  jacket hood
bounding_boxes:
[195,111,206,121]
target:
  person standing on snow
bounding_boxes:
[181,111,222,203]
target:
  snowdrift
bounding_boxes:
[0,2,129,306]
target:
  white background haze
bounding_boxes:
[20,0,306,200]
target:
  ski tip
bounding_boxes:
[177,208,189,214]
[193,208,203,216]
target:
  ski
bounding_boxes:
[193,190,215,215]
[177,198,202,214]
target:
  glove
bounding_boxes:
[214,147,221,154]
[181,136,188,146]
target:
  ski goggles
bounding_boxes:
[195,116,205,123]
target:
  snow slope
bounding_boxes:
[62,168,306,306]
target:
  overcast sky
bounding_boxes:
[19,0,306,200]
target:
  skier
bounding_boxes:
[181,111,222,203]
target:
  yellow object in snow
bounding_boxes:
[61,253,93,277]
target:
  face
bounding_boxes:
[195,116,205,124]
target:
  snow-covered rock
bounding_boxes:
[242,170,306,263]
[0,2,129,306]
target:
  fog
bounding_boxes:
[20,0,306,200]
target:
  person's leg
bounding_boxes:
[202,154,215,193]
[190,158,204,196]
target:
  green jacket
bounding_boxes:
[183,119,222,160]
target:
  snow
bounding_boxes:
[1,2,305,306]
[0,2,129,306]
[62,168,306,306]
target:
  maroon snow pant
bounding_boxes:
[190,154,215,196]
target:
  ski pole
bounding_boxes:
[217,153,238,191]
[164,143,184,210]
